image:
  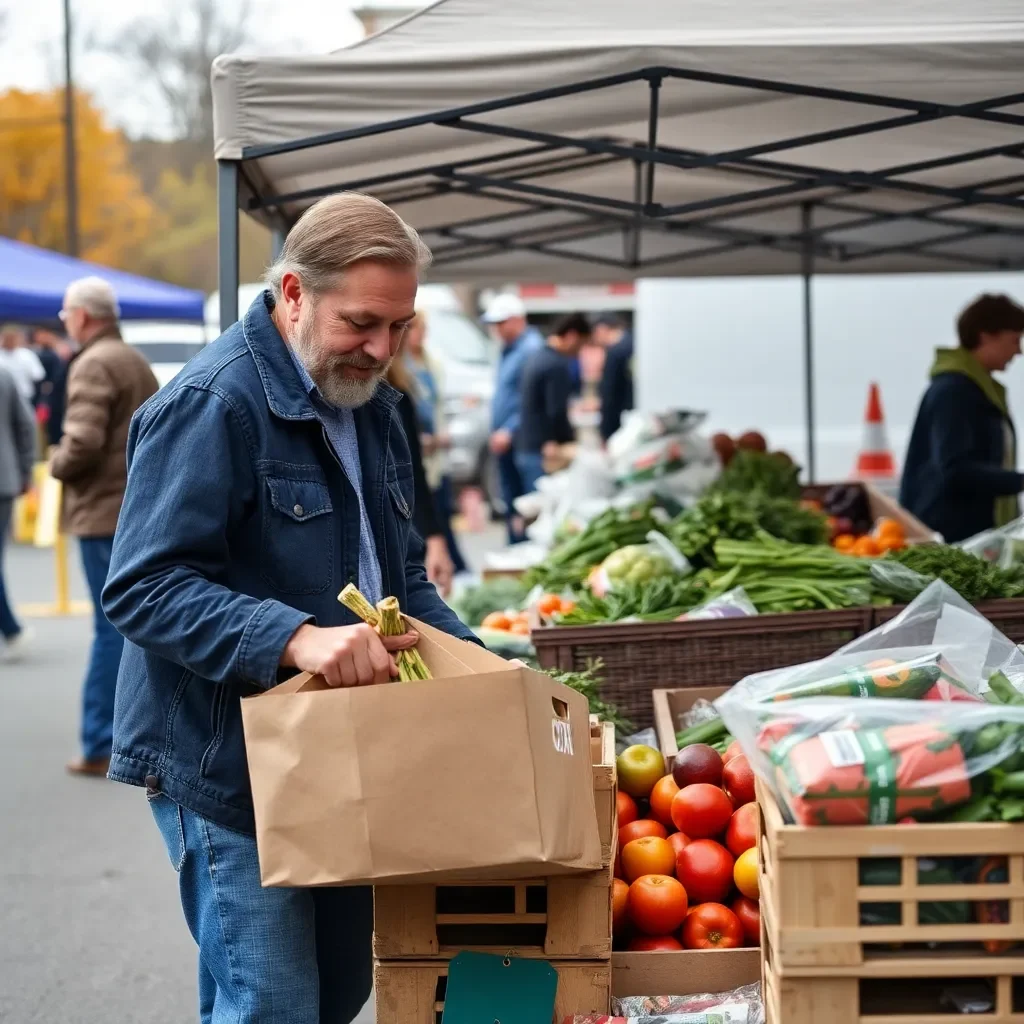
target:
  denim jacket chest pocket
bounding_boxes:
[386,461,414,523]
[261,475,334,594]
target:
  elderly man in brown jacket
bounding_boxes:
[50,277,158,776]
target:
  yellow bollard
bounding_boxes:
[54,532,71,616]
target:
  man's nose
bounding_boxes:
[361,328,393,363]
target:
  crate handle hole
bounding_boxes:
[552,698,569,720]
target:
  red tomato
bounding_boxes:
[670,784,734,839]
[612,878,630,936]
[648,774,681,828]
[627,935,683,951]
[617,791,639,828]
[723,740,744,764]
[725,803,759,857]
[675,839,735,904]
[627,874,689,936]
[667,831,691,860]
[732,896,761,946]
[681,903,744,950]
[722,754,757,807]
[621,836,676,882]
[620,819,668,848]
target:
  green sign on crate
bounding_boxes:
[441,951,558,1024]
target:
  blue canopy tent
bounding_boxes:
[0,237,204,323]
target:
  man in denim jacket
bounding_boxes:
[102,193,477,1024]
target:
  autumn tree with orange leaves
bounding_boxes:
[0,88,158,267]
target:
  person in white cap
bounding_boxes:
[481,293,544,542]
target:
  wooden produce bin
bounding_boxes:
[373,958,611,1023]
[613,948,761,998]
[759,778,1024,1023]
[652,685,731,759]
[801,481,938,544]
[373,721,615,1020]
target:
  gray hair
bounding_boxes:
[64,276,121,320]
[265,192,431,300]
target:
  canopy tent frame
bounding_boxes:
[217,60,1024,479]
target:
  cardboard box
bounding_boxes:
[242,617,602,886]
[612,948,761,999]
[652,685,732,759]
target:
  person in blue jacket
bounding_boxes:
[101,193,479,1024]
[482,293,543,543]
[901,293,1024,543]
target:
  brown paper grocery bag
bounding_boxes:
[241,618,602,886]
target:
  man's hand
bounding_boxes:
[425,535,454,598]
[489,428,512,455]
[280,623,419,687]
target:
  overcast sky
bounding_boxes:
[0,0,396,136]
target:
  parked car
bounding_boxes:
[121,322,210,387]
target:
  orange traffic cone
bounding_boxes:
[854,382,897,479]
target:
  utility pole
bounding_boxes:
[63,0,79,257]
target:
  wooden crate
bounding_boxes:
[372,719,616,960]
[652,685,731,758]
[613,948,761,997]
[764,941,1024,1024]
[759,779,1024,972]
[373,958,611,1023]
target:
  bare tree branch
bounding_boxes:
[106,0,253,146]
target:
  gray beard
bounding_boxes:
[290,312,389,409]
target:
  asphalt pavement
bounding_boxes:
[0,529,501,1023]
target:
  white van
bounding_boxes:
[121,321,211,388]
[636,272,1024,484]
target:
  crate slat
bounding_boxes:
[373,958,611,1023]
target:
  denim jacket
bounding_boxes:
[103,292,476,833]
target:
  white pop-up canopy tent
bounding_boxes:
[211,0,1024,476]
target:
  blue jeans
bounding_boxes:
[514,451,546,498]
[0,498,20,639]
[79,537,124,761]
[433,477,467,573]
[150,795,373,1024]
[496,449,526,544]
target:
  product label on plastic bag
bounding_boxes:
[552,717,575,756]
[820,730,865,768]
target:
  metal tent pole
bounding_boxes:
[218,161,240,332]
[801,202,816,483]
[62,0,79,258]
[270,228,286,261]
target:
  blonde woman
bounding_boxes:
[403,311,468,573]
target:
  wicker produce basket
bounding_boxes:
[533,608,873,731]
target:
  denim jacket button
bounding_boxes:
[293,504,304,517]
[144,774,160,793]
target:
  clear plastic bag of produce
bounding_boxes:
[677,586,758,621]
[607,409,708,462]
[715,580,1024,825]
[960,515,1024,570]
[724,580,1024,707]
[716,693,1024,826]
[612,982,764,1023]
[589,533,692,597]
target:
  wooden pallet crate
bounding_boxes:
[764,941,1024,1024]
[373,958,611,1023]
[652,684,731,758]
[759,779,1024,972]
[372,719,616,960]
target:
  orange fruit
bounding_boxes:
[734,847,759,899]
[481,612,511,630]
[833,534,857,553]
[852,535,880,558]
[612,878,630,935]
[508,621,530,635]
[648,774,681,828]
[621,836,676,882]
